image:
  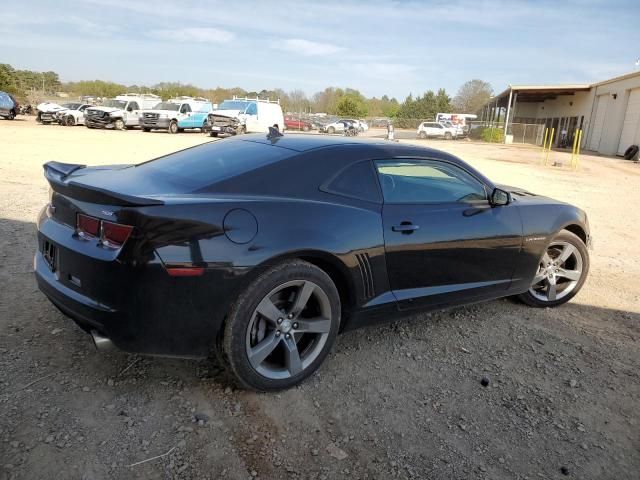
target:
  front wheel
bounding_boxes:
[8,110,15,120]
[64,115,75,126]
[114,118,125,131]
[445,132,452,140]
[222,260,341,391]
[327,126,335,134]
[518,230,589,307]
[419,131,427,139]
[168,120,178,134]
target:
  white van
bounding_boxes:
[206,96,284,137]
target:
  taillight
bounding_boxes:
[75,214,133,248]
[77,214,100,238]
[101,221,133,248]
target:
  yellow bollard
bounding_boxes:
[571,129,579,168]
[545,128,555,166]
[541,127,549,164]
[575,129,582,169]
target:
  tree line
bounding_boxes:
[0,63,493,120]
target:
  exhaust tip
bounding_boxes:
[90,330,114,351]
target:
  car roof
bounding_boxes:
[234,134,467,162]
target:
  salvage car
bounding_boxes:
[0,91,19,120]
[284,116,313,131]
[37,102,69,124]
[206,97,284,136]
[84,93,160,130]
[417,121,458,140]
[34,135,590,391]
[56,103,92,126]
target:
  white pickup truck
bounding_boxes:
[84,94,161,130]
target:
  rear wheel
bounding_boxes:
[327,126,335,134]
[143,127,151,132]
[168,120,178,134]
[222,260,340,391]
[517,230,589,307]
[209,132,218,137]
[8,110,15,120]
[419,131,427,139]
[445,132,452,140]
[302,125,310,132]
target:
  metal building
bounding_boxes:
[481,70,640,156]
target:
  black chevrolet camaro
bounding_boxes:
[35,134,590,391]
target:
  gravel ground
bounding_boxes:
[1,118,639,480]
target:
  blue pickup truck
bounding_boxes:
[139,97,213,134]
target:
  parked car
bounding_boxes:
[34,134,590,391]
[440,120,464,137]
[0,91,19,120]
[139,97,213,134]
[321,119,358,134]
[417,121,458,140]
[205,97,284,137]
[84,93,161,130]
[56,103,92,126]
[284,116,313,131]
[36,102,70,124]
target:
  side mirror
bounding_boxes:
[490,187,511,206]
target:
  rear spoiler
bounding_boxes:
[43,161,164,207]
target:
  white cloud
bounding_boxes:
[279,38,343,56]
[147,27,234,43]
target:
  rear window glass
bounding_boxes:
[135,140,294,192]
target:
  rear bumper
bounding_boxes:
[34,250,122,341]
[34,209,240,358]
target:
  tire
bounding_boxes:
[623,145,638,160]
[114,118,125,131]
[8,110,15,120]
[64,115,75,127]
[419,131,427,139]
[302,125,310,132]
[445,132,452,140]
[168,120,178,134]
[143,127,151,132]
[209,132,218,137]
[327,126,335,134]
[222,260,341,391]
[517,230,589,308]
[236,125,245,135]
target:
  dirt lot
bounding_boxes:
[1,117,639,480]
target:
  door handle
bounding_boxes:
[392,223,419,233]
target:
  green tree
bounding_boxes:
[336,94,368,117]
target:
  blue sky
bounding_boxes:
[1,0,638,99]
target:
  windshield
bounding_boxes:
[61,103,80,109]
[218,100,250,111]
[153,102,180,111]
[102,99,127,109]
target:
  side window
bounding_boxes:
[321,161,381,203]
[245,102,258,116]
[127,102,139,112]
[375,159,487,204]
[180,103,191,114]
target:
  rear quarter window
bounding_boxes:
[321,161,381,203]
